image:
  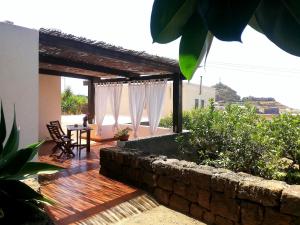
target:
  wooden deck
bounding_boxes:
[38,141,158,225]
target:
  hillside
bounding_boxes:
[212,83,299,114]
[212,82,240,102]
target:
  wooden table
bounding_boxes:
[67,125,92,153]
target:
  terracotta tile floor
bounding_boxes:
[38,141,148,225]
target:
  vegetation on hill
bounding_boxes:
[213,82,241,102]
[61,87,88,115]
[160,101,300,184]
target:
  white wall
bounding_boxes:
[39,75,61,140]
[182,82,215,110]
[0,23,39,148]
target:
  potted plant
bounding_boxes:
[114,127,132,141]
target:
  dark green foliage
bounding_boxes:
[160,100,300,183]
[151,0,300,79]
[255,0,300,57]
[61,87,88,115]
[0,104,62,224]
[197,0,261,41]
[150,0,198,43]
[179,13,209,80]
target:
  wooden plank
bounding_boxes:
[173,73,183,133]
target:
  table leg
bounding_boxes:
[76,130,79,147]
[67,129,71,139]
[87,130,90,153]
[66,129,74,157]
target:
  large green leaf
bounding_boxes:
[13,162,63,180]
[2,107,19,159]
[0,148,35,179]
[151,0,197,43]
[255,0,300,57]
[179,13,208,80]
[0,180,52,204]
[202,32,214,69]
[248,15,263,33]
[282,0,300,24]
[26,141,43,162]
[0,101,6,148]
[197,0,261,41]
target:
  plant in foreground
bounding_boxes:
[0,102,62,224]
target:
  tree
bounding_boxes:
[150,0,300,80]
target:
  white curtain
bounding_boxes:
[129,82,146,137]
[109,83,123,130]
[145,80,167,134]
[95,84,109,135]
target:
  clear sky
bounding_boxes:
[1,0,300,109]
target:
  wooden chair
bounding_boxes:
[50,120,67,137]
[47,124,75,158]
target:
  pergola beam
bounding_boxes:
[39,68,97,80]
[39,32,180,73]
[39,54,139,78]
[87,79,95,124]
[173,73,183,133]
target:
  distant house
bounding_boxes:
[181,82,215,112]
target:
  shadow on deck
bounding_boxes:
[38,141,159,225]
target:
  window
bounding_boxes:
[201,100,205,108]
[195,99,199,109]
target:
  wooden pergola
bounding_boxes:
[39,28,184,133]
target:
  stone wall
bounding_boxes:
[117,131,196,161]
[100,147,300,225]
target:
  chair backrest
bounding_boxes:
[47,124,63,142]
[50,120,65,136]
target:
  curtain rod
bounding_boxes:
[95,74,175,84]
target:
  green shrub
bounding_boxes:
[160,100,300,183]
[61,87,88,115]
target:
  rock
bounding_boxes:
[124,167,141,184]
[188,167,212,190]
[238,179,287,207]
[154,188,171,205]
[142,171,157,187]
[215,216,234,225]
[211,192,240,222]
[173,182,186,197]
[186,185,199,203]
[169,194,190,213]
[211,172,240,198]
[139,155,158,172]
[157,176,174,191]
[190,203,205,219]
[197,189,210,210]
[241,201,264,225]
[262,208,292,225]
[281,185,300,216]
[152,158,180,175]
[203,210,215,225]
